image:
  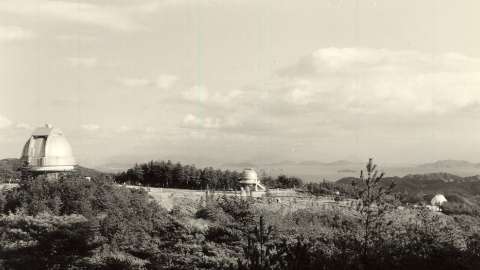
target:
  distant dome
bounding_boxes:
[21,124,76,172]
[431,194,447,206]
[239,168,258,185]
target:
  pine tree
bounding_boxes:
[353,158,395,268]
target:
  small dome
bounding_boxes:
[431,194,447,206]
[239,168,258,184]
[21,124,76,172]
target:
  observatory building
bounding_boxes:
[21,124,76,179]
[239,168,266,192]
[431,194,447,206]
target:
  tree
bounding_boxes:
[353,158,395,267]
[0,212,101,269]
[239,216,279,270]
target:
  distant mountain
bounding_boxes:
[94,162,133,173]
[265,160,297,166]
[326,160,361,166]
[418,160,480,169]
[336,172,480,197]
[220,162,257,168]
[76,165,111,179]
[291,160,361,166]
[297,160,326,166]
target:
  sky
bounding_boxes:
[1,0,480,167]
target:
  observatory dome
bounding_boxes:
[21,124,76,172]
[431,194,447,206]
[239,168,259,184]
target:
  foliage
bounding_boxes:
[0,212,100,269]
[261,175,303,189]
[238,216,280,270]
[2,158,480,269]
[352,158,395,265]
[115,160,242,190]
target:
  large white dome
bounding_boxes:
[21,124,76,172]
[239,168,259,184]
[431,194,447,206]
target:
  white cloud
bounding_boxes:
[274,48,480,117]
[118,74,178,89]
[81,124,100,131]
[117,125,131,132]
[15,122,33,130]
[56,34,96,42]
[182,85,209,103]
[118,77,150,87]
[0,114,12,129]
[182,114,221,129]
[145,126,156,133]
[66,57,97,68]
[182,85,243,104]
[155,74,178,89]
[176,48,480,141]
[0,25,35,42]
[0,0,139,31]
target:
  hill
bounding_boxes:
[418,160,480,169]
[0,158,110,181]
[337,172,480,199]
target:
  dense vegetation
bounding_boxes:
[115,160,302,190]
[0,158,22,182]
[0,158,111,183]
[1,159,480,269]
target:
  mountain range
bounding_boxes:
[3,156,480,183]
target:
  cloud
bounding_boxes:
[155,74,178,89]
[118,74,177,89]
[182,85,243,104]
[176,48,480,142]
[66,57,97,68]
[56,34,96,42]
[0,25,35,42]
[182,114,221,129]
[0,0,139,31]
[274,48,480,117]
[81,124,100,131]
[118,77,150,87]
[15,122,33,130]
[0,114,12,129]
[182,85,209,103]
[117,125,131,133]
[145,126,156,133]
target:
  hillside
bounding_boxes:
[417,160,480,169]
[0,158,110,181]
[337,172,480,199]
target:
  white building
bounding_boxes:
[21,124,76,178]
[431,194,447,206]
[239,168,266,192]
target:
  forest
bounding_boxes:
[1,159,480,269]
[115,160,302,189]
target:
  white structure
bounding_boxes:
[21,124,76,174]
[239,168,266,192]
[431,194,447,206]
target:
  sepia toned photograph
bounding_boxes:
[1,1,479,269]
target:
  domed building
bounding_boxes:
[21,124,76,179]
[239,168,266,192]
[431,194,447,206]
